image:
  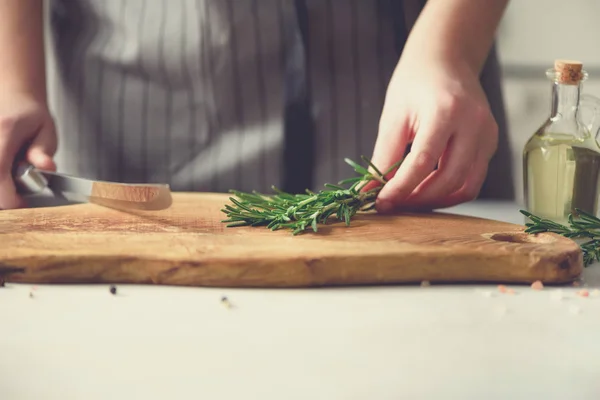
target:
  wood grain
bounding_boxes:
[89,182,173,210]
[0,193,583,287]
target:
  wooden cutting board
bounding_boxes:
[0,192,583,287]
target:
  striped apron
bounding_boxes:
[46,0,514,199]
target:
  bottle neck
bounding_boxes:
[551,81,581,120]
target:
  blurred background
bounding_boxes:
[492,0,600,204]
[43,0,600,206]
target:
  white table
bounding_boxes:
[2,200,600,400]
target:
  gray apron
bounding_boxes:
[47,0,514,199]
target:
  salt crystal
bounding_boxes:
[480,291,493,298]
[531,280,544,290]
[420,280,430,287]
[592,289,600,297]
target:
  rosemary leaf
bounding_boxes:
[361,155,384,177]
[520,208,600,266]
[221,156,401,235]
[344,157,372,177]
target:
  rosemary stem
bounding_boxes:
[297,195,319,208]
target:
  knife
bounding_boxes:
[13,162,173,211]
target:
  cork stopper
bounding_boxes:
[554,59,584,84]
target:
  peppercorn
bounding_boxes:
[221,296,232,309]
[110,285,117,295]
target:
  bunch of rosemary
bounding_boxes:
[221,156,401,235]
[521,209,600,266]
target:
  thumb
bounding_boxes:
[26,123,57,172]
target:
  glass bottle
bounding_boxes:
[523,59,600,225]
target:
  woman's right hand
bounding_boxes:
[0,92,57,209]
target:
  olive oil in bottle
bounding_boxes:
[523,60,600,225]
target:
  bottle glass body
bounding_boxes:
[523,69,600,225]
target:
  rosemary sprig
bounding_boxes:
[221,156,401,235]
[520,209,600,266]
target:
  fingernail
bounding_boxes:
[377,199,394,213]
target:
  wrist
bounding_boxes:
[400,32,486,80]
[401,0,508,76]
[396,45,479,85]
[0,79,47,105]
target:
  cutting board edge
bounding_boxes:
[1,244,583,287]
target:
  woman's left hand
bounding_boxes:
[369,57,499,213]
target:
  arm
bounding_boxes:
[0,0,48,103]
[401,0,509,74]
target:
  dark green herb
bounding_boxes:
[520,208,600,266]
[221,156,402,235]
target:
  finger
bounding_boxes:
[0,167,25,209]
[398,123,479,205]
[26,121,57,171]
[0,125,27,210]
[409,148,490,210]
[376,114,453,212]
[0,117,52,209]
[414,116,497,209]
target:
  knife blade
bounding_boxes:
[13,162,172,211]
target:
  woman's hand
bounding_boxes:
[0,92,57,209]
[367,0,509,212]
[370,59,498,212]
[0,0,55,209]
